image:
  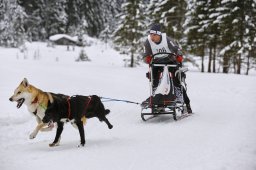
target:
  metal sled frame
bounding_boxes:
[141,53,188,121]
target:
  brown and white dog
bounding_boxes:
[9,78,70,139]
[9,78,113,147]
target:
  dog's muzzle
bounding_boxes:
[14,98,25,108]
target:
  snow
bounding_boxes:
[1,39,256,170]
[49,34,77,42]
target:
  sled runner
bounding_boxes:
[141,52,189,121]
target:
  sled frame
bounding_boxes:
[141,52,187,121]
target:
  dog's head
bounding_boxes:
[9,78,31,108]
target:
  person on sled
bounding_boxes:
[142,23,192,113]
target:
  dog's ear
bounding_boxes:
[21,78,29,87]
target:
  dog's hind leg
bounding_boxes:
[49,122,64,147]
[76,120,85,147]
[102,117,113,129]
[102,109,113,129]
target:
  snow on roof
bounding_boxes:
[49,34,77,42]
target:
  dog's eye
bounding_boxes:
[17,91,21,94]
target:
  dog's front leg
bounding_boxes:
[49,122,64,147]
[29,123,47,139]
[76,120,85,147]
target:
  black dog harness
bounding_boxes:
[66,96,92,119]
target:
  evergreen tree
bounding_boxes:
[18,0,109,39]
[65,0,83,34]
[0,0,27,47]
[18,0,67,40]
[184,0,208,72]
[43,0,67,37]
[150,0,187,41]
[79,0,104,37]
[99,0,120,43]
[205,0,221,73]
[245,0,256,75]
[218,0,256,74]
[113,0,146,67]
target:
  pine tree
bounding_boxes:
[113,0,146,67]
[65,0,83,34]
[18,0,67,40]
[150,0,187,41]
[218,0,256,74]
[0,0,27,47]
[197,0,221,73]
[245,0,256,75]
[41,0,68,38]
[184,0,208,72]
[79,0,104,37]
[99,0,120,43]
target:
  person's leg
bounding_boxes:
[183,89,192,113]
[152,66,162,89]
[173,71,193,114]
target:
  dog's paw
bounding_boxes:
[29,133,36,139]
[108,125,113,129]
[49,143,59,147]
[77,143,85,147]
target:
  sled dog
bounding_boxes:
[10,78,113,147]
[9,78,68,139]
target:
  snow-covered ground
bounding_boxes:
[0,40,256,170]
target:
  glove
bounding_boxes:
[176,55,183,63]
[144,55,152,64]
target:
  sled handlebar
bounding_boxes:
[152,64,177,67]
[152,52,177,58]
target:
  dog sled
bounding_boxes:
[141,52,189,121]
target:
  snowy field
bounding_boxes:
[0,40,256,170]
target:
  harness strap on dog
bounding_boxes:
[31,97,38,104]
[31,96,47,111]
[33,109,37,115]
[67,97,71,119]
[85,96,92,111]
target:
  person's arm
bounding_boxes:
[143,40,153,64]
[166,37,183,63]
[166,37,182,55]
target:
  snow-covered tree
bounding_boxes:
[65,0,83,34]
[147,0,186,41]
[185,0,256,74]
[18,0,67,40]
[113,0,146,67]
[44,0,67,37]
[205,0,221,73]
[0,0,27,47]
[217,0,256,74]
[184,0,208,72]
[99,0,121,43]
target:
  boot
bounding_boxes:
[186,104,192,114]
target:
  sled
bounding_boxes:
[141,52,188,121]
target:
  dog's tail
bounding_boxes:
[105,109,110,115]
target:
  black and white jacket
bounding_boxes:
[143,33,182,61]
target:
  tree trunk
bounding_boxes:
[201,42,205,73]
[130,50,134,67]
[201,55,204,72]
[246,51,250,75]
[208,47,212,73]
[237,54,241,74]
[213,45,216,73]
[223,54,229,73]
